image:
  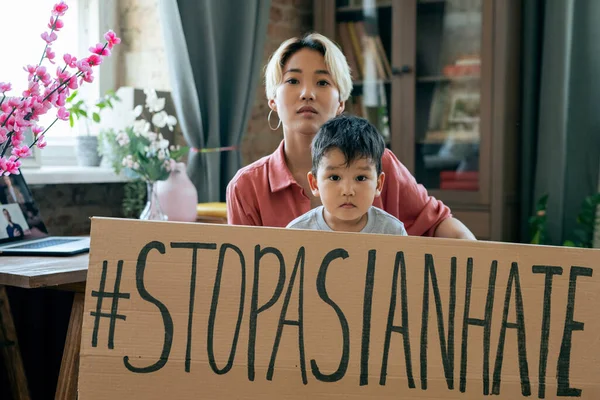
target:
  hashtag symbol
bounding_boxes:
[90,260,130,349]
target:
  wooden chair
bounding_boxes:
[196,202,227,224]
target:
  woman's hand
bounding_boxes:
[434,217,477,240]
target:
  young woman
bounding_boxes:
[227,33,475,239]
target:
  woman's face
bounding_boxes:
[270,48,345,137]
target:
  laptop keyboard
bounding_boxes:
[8,238,80,250]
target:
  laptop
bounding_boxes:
[0,171,90,256]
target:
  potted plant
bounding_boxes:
[65,89,120,166]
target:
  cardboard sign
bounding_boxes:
[79,217,600,399]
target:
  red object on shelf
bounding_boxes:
[440,180,480,191]
[440,171,479,181]
[442,64,481,78]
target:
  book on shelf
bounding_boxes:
[423,130,479,144]
[336,21,391,82]
[439,170,479,191]
[337,23,362,80]
[440,170,479,181]
[439,180,479,191]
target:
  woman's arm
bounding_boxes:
[434,217,477,240]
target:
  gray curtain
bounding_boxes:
[159,0,271,202]
[520,0,600,244]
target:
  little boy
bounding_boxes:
[287,114,407,235]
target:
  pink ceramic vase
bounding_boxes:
[157,162,198,222]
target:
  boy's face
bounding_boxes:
[308,148,384,231]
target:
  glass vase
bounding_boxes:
[139,181,168,221]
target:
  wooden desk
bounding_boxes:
[0,254,89,400]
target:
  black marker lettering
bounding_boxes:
[532,265,563,399]
[492,262,531,396]
[124,241,173,373]
[380,251,415,388]
[248,246,286,381]
[460,259,497,394]
[267,247,307,384]
[170,242,217,373]
[360,249,377,386]
[207,243,245,375]
[557,266,593,397]
[310,248,350,383]
[420,254,456,390]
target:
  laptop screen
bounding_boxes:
[0,172,48,245]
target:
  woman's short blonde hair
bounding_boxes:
[264,32,352,102]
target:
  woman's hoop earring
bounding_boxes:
[268,109,282,131]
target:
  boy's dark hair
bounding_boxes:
[311,114,386,175]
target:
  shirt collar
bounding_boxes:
[268,140,297,192]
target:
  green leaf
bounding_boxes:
[93,112,100,123]
[69,113,74,128]
[78,110,88,118]
[66,90,78,102]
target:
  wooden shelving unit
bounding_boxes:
[314,0,522,241]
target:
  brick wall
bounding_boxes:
[117,0,172,91]
[242,0,314,164]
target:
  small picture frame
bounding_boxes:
[448,93,480,124]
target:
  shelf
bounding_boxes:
[336,2,392,13]
[419,130,480,144]
[417,75,480,83]
[353,79,391,86]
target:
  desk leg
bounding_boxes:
[55,292,84,400]
[0,285,31,400]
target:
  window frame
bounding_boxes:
[41,0,119,167]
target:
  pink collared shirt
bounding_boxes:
[226,140,451,236]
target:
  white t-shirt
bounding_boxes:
[286,205,407,235]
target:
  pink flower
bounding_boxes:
[35,66,52,85]
[24,65,37,80]
[12,145,32,159]
[86,54,103,67]
[11,130,25,147]
[48,17,64,31]
[104,30,121,49]
[46,47,56,64]
[0,127,8,143]
[67,77,78,90]
[8,97,21,108]
[80,71,94,84]
[22,81,40,98]
[52,1,69,16]
[55,67,70,83]
[63,53,77,68]
[57,92,67,107]
[41,31,58,44]
[32,125,44,136]
[0,82,11,93]
[89,43,110,56]
[57,107,69,120]
[36,135,48,149]
[0,156,21,175]
[76,59,92,73]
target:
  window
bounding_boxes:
[0,0,117,166]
